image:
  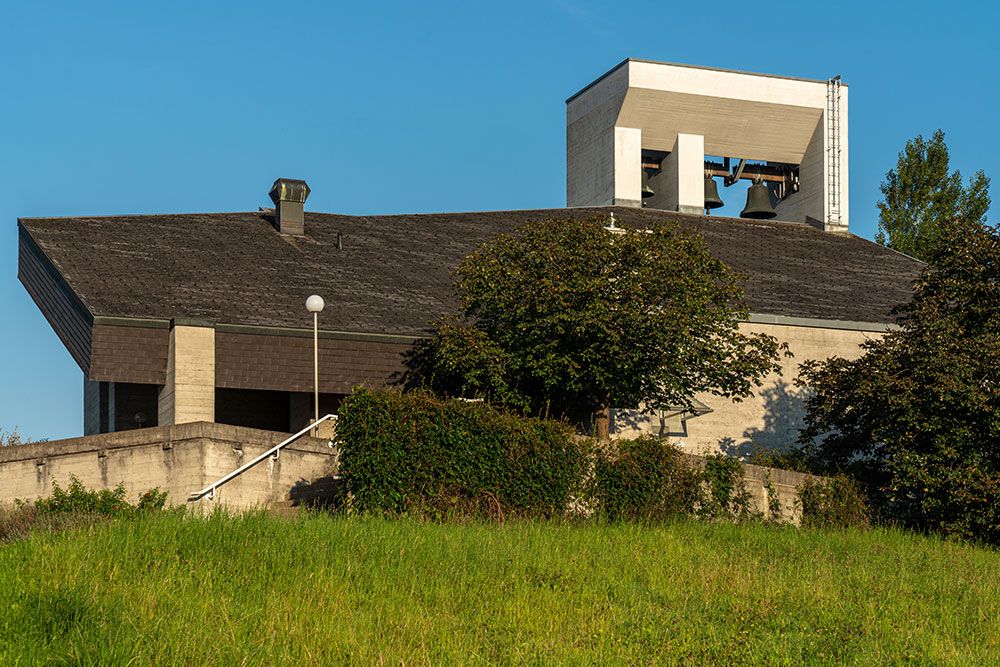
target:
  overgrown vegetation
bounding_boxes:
[415,215,786,439]
[1,477,167,543]
[587,438,777,522]
[2,512,998,665]
[31,476,168,516]
[337,388,583,518]
[797,474,872,530]
[588,436,702,521]
[337,396,849,526]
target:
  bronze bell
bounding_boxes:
[641,168,654,199]
[704,175,724,209]
[740,181,777,219]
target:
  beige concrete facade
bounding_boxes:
[648,133,705,213]
[0,422,336,511]
[158,323,216,426]
[567,59,849,230]
[611,319,882,456]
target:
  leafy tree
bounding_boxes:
[420,215,786,440]
[798,216,1000,543]
[875,129,990,262]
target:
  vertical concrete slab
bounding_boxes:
[612,127,642,207]
[775,120,824,224]
[158,321,216,426]
[651,133,705,213]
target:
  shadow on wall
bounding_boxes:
[718,379,808,459]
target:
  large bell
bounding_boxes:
[641,168,654,199]
[704,175,724,209]
[740,181,777,219]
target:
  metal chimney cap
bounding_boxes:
[268,178,311,204]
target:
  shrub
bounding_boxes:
[2,478,168,542]
[336,389,582,518]
[588,436,701,521]
[797,474,871,530]
[699,454,754,520]
[32,477,168,517]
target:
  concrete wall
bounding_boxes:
[0,422,336,511]
[774,119,824,225]
[567,59,848,230]
[567,64,629,207]
[158,323,216,426]
[612,320,881,456]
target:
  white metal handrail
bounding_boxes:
[188,414,338,502]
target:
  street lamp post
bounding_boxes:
[305,295,325,436]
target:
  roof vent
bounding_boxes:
[268,178,310,235]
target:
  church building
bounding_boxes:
[17,59,923,456]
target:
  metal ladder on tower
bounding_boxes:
[826,75,843,227]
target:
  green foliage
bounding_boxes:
[589,436,701,521]
[763,480,783,520]
[2,479,168,542]
[418,215,786,430]
[797,474,871,531]
[875,129,991,262]
[799,217,1000,543]
[31,476,167,517]
[588,439,760,522]
[336,388,582,517]
[700,454,754,520]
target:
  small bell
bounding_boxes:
[704,175,724,209]
[740,181,777,219]
[641,168,654,199]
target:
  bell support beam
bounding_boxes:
[705,160,794,184]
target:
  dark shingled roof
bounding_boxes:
[19,206,924,335]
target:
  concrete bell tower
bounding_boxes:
[566,59,849,232]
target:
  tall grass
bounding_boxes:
[1,512,997,665]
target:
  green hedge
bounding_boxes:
[337,389,583,517]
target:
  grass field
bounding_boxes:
[1,511,997,665]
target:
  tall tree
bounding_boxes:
[875,129,990,262]
[799,216,1000,543]
[420,216,786,440]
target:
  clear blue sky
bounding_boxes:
[2,0,997,441]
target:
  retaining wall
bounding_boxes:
[2,424,816,521]
[0,422,337,511]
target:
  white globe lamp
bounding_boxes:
[306,294,325,433]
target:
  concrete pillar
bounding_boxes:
[612,127,642,207]
[650,134,705,214]
[158,320,215,426]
